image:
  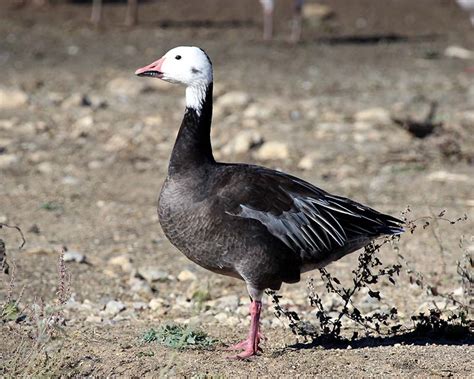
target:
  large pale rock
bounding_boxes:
[104,300,126,316]
[215,91,251,110]
[221,130,263,156]
[108,255,133,273]
[137,266,168,283]
[254,141,290,161]
[0,87,28,109]
[63,251,86,263]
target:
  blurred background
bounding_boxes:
[1,0,473,376]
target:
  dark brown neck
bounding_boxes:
[168,83,215,175]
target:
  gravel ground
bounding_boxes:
[0,0,473,376]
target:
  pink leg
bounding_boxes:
[227,300,263,359]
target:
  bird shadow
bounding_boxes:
[271,330,473,356]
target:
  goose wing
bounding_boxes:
[220,165,404,260]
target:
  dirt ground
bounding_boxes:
[1,0,473,377]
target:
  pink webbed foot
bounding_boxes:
[226,300,263,359]
[226,332,264,351]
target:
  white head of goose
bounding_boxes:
[135,46,404,359]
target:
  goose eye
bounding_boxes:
[175,55,182,60]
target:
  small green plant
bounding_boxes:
[39,202,62,212]
[1,301,21,322]
[143,324,216,349]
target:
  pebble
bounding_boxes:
[243,103,272,120]
[36,161,54,175]
[128,277,153,295]
[133,302,148,311]
[137,266,169,283]
[444,45,474,60]
[72,116,94,138]
[61,93,83,109]
[108,255,134,273]
[104,135,129,152]
[0,154,19,169]
[297,154,315,170]
[0,87,28,109]
[254,141,290,161]
[63,251,87,264]
[303,3,333,21]
[220,130,263,156]
[85,315,103,323]
[354,107,391,125]
[104,300,126,316]
[426,171,471,183]
[177,269,197,282]
[149,298,164,311]
[215,91,251,110]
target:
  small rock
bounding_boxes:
[104,135,129,152]
[133,302,148,310]
[108,255,133,272]
[88,160,103,170]
[243,103,273,120]
[36,161,54,175]
[0,154,19,169]
[215,91,251,110]
[72,116,94,138]
[149,298,164,311]
[177,269,197,282]
[63,251,86,264]
[61,93,83,109]
[62,176,80,186]
[426,171,471,183]
[143,115,164,127]
[104,300,126,316]
[85,315,102,323]
[297,154,314,170]
[303,3,333,21]
[354,107,391,125]
[221,130,263,156]
[128,277,152,295]
[254,141,290,161]
[137,266,168,283]
[444,45,474,60]
[0,87,28,109]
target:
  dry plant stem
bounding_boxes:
[0,223,26,249]
[268,207,471,341]
[429,209,448,275]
